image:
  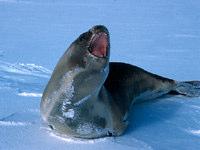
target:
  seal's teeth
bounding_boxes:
[88,32,108,58]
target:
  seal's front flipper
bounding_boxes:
[170,81,200,97]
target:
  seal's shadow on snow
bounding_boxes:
[126,97,182,134]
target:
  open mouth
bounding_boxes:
[89,32,108,58]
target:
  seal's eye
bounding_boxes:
[79,33,86,42]
[79,32,92,43]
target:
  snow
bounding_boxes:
[0,120,31,126]
[189,130,200,136]
[0,0,200,150]
[18,92,42,97]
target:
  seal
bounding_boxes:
[41,25,126,139]
[40,25,200,139]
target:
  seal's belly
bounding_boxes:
[47,95,109,138]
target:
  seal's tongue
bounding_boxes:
[90,33,108,57]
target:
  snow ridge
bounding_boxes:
[48,131,107,144]
[0,60,51,78]
[18,92,42,97]
[0,121,31,126]
[0,60,51,94]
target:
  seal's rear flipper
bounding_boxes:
[170,81,200,97]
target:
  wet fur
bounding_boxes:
[104,62,175,117]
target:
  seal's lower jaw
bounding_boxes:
[89,32,109,58]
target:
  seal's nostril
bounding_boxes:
[90,25,109,35]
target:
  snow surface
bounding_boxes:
[0,0,200,150]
